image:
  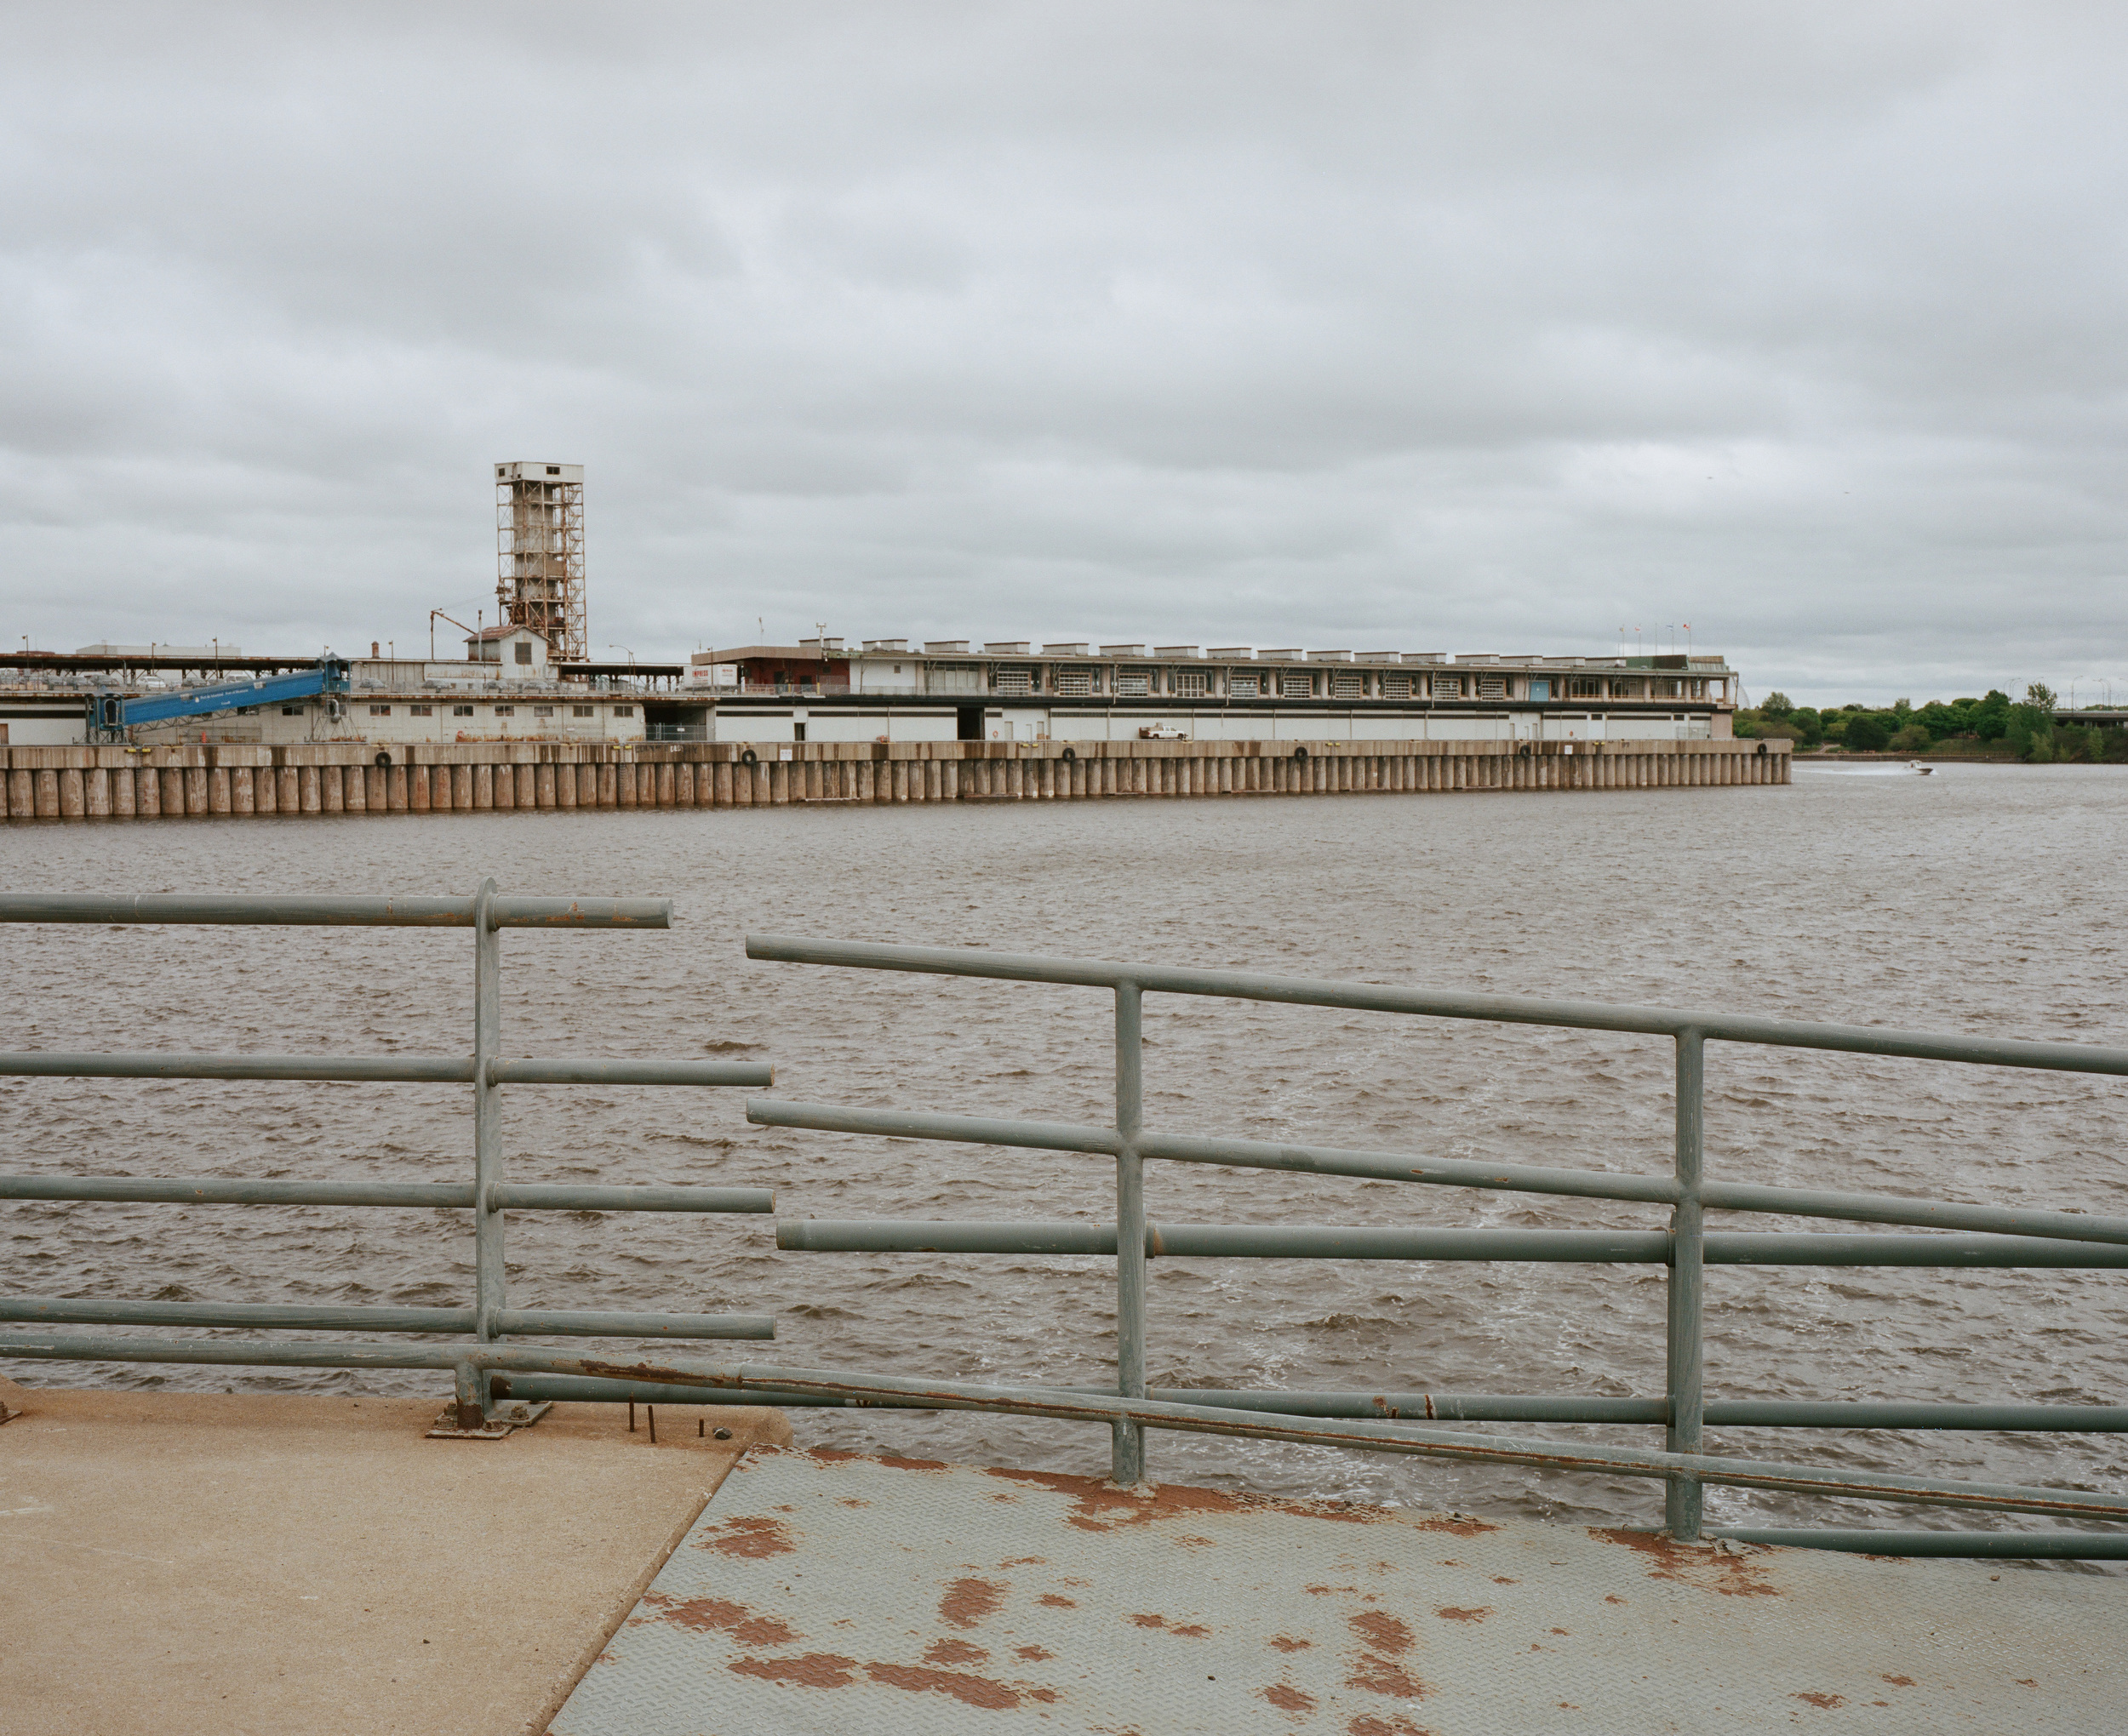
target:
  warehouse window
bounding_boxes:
[1430,676,1462,699]
[1477,677,1507,700]
[1176,671,1207,698]
[573,705,595,717]
[612,705,634,717]
[514,643,532,665]
[1279,671,1313,698]
[1330,672,1363,700]
[409,704,433,717]
[1570,677,1602,699]
[1116,670,1153,696]
[994,668,1035,695]
[454,705,475,717]
[1610,678,1642,698]
[1055,669,1095,696]
[282,705,303,716]
[493,705,513,717]
[1380,674,1412,700]
[533,705,554,717]
[369,705,392,717]
[1229,673,1261,697]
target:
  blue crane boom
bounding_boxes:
[89,658,351,733]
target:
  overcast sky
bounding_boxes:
[3,4,2122,705]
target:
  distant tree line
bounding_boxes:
[1734,684,2122,762]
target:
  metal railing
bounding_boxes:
[9,910,2128,1556]
[0,888,775,1429]
[717,935,2128,1558]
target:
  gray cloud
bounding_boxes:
[3,2,2123,703]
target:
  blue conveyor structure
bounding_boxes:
[89,658,350,735]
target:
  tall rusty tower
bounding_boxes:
[495,462,586,660]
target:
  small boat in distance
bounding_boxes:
[1795,757,1934,776]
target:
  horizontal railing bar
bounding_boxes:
[1696,1180,2128,1248]
[781,1217,1113,1255]
[0,894,671,928]
[1117,1387,1668,1424]
[744,934,2128,1076]
[0,1178,777,1213]
[0,1298,474,1333]
[494,1309,775,1340]
[1147,1132,2128,1246]
[1140,1130,1681,1204]
[747,1099,1673,1202]
[775,1218,2128,1268]
[1129,1392,2128,1430]
[1708,1232,2128,1268]
[1706,1401,2128,1430]
[0,1176,476,1208]
[747,1101,2128,1247]
[0,1335,486,1372]
[747,1100,1123,1159]
[490,1059,774,1088]
[1710,1528,2128,1558]
[0,1302,771,1339]
[492,1374,854,1408]
[1086,1390,2128,1430]
[0,1052,475,1082]
[5,1336,2122,1522]
[489,897,672,930]
[490,1373,2128,1433]
[0,1054,771,1089]
[776,1221,1668,1261]
[489,1184,775,1214]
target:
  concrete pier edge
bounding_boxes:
[0,736,1789,820]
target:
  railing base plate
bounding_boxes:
[424,1399,551,1441]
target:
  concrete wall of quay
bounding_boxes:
[0,736,1789,821]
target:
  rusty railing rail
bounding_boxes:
[0,887,775,1430]
[715,935,2128,1559]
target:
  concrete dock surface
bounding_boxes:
[8,1375,2123,1733]
[558,1446,2125,1735]
[0,1375,789,1735]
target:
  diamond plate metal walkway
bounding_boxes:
[550,1447,2125,1734]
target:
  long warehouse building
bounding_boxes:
[683,639,1736,746]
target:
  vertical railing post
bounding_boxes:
[472,878,504,1414]
[1112,980,1147,1486]
[453,1358,483,1433]
[1666,1028,1705,1539]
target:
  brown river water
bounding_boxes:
[3,763,2125,1556]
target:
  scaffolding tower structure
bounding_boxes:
[495,462,586,661]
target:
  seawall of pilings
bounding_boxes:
[1,736,1789,821]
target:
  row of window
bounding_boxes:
[989,668,1707,701]
[358,704,635,719]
